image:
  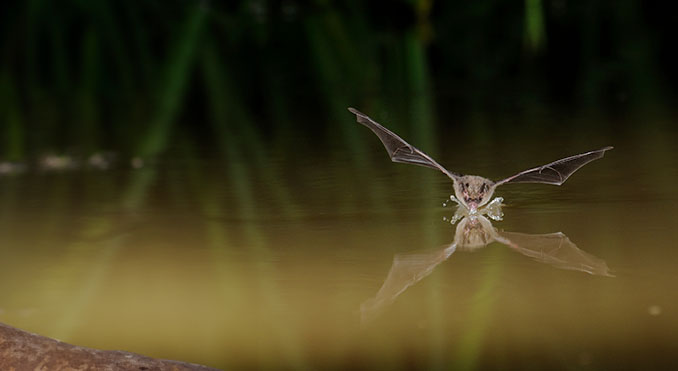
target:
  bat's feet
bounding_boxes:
[443,196,503,225]
[443,199,467,225]
[483,197,504,221]
[445,210,465,225]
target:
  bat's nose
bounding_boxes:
[467,201,478,213]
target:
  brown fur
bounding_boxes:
[453,175,496,211]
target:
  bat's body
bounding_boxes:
[348,107,612,212]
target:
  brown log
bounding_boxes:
[0,322,219,371]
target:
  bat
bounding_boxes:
[360,214,611,323]
[348,107,612,212]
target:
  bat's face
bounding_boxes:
[453,175,496,212]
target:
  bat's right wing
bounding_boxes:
[349,108,460,180]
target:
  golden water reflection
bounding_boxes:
[362,203,612,323]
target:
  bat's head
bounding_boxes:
[453,175,496,213]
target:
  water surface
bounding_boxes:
[0,122,677,369]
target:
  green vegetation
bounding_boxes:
[1,1,674,161]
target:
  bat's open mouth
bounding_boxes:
[465,198,482,210]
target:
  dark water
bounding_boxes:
[0,121,677,369]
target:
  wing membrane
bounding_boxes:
[497,231,612,276]
[349,107,459,180]
[496,147,613,186]
[360,245,456,323]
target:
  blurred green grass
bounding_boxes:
[1,1,675,161]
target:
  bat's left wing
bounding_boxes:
[495,147,613,186]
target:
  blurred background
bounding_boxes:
[1,1,678,369]
[1,0,677,160]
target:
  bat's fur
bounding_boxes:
[454,175,496,212]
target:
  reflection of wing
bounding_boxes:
[495,147,612,186]
[361,245,456,323]
[496,231,612,276]
[348,108,460,180]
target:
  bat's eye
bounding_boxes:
[465,183,469,188]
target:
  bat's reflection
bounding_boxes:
[361,204,612,323]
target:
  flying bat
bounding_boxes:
[348,108,612,212]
